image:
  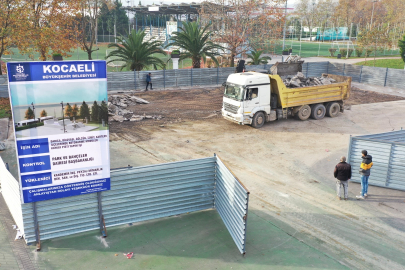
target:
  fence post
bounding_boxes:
[217,67,219,85]
[97,192,107,237]
[306,62,309,77]
[326,62,329,74]
[384,67,389,87]
[163,69,166,89]
[359,65,363,83]
[342,63,345,76]
[134,71,136,90]
[32,202,41,251]
[191,68,193,87]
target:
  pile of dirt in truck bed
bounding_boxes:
[109,86,405,131]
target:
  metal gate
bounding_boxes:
[347,130,405,191]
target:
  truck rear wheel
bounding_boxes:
[295,105,311,121]
[310,104,326,120]
[252,112,265,128]
[326,102,340,117]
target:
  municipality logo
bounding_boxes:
[16,64,24,74]
[12,64,29,81]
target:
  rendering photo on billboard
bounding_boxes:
[7,61,111,204]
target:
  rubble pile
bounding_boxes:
[108,94,162,122]
[282,72,337,88]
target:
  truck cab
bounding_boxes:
[222,72,273,127]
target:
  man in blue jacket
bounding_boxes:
[146,73,152,91]
[356,150,373,200]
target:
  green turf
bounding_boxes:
[3,44,194,72]
[30,209,348,270]
[271,41,400,58]
[354,58,405,69]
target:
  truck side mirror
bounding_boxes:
[222,82,226,87]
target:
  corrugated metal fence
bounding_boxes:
[1,62,404,97]
[216,156,249,254]
[348,130,405,191]
[3,156,250,254]
[0,158,25,235]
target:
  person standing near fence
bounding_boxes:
[334,156,351,200]
[356,150,373,200]
[146,73,152,91]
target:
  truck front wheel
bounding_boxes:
[310,104,326,120]
[252,112,265,128]
[326,102,340,117]
[295,105,311,121]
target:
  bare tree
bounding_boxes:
[77,0,113,60]
[200,0,283,67]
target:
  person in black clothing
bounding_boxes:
[334,156,352,200]
[146,73,152,90]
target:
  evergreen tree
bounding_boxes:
[91,101,99,122]
[399,34,405,66]
[97,0,129,37]
[25,107,34,119]
[79,101,90,121]
[100,101,108,124]
[40,109,47,117]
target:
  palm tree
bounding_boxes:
[246,49,272,65]
[168,21,223,68]
[106,30,166,71]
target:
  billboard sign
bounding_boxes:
[7,60,110,204]
[166,21,178,37]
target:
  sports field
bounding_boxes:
[1,41,400,72]
[271,40,400,58]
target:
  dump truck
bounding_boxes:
[221,62,351,128]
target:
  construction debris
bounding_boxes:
[108,94,161,122]
[282,72,336,88]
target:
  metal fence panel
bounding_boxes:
[0,75,8,97]
[103,157,216,227]
[360,66,386,86]
[2,154,249,253]
[347,130,405,191]
[21,192,100,243]
[385,69,405,89]
[328,62,345,76]
[108,72,135,91]
[306,61,329,77]
[0,158,25,235]
[344,64,362,82]
[215,156,249,255]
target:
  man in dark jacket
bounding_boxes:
[145,73,152,91]
[356,150,373,200]
[334,156,352,200]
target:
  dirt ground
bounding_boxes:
[108,86,405,269]
[110,86,405,137]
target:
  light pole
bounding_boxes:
[60,102,66,133]
[370,0,378,29]
[31,102,36,128]
[127,1,131,36]
[282,0,288,62]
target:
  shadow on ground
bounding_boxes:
[31,209,348,270]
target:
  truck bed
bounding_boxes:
[269,74,351,109]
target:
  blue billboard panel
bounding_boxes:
[7,60,110,203]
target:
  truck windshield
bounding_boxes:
[224,84,245,101]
